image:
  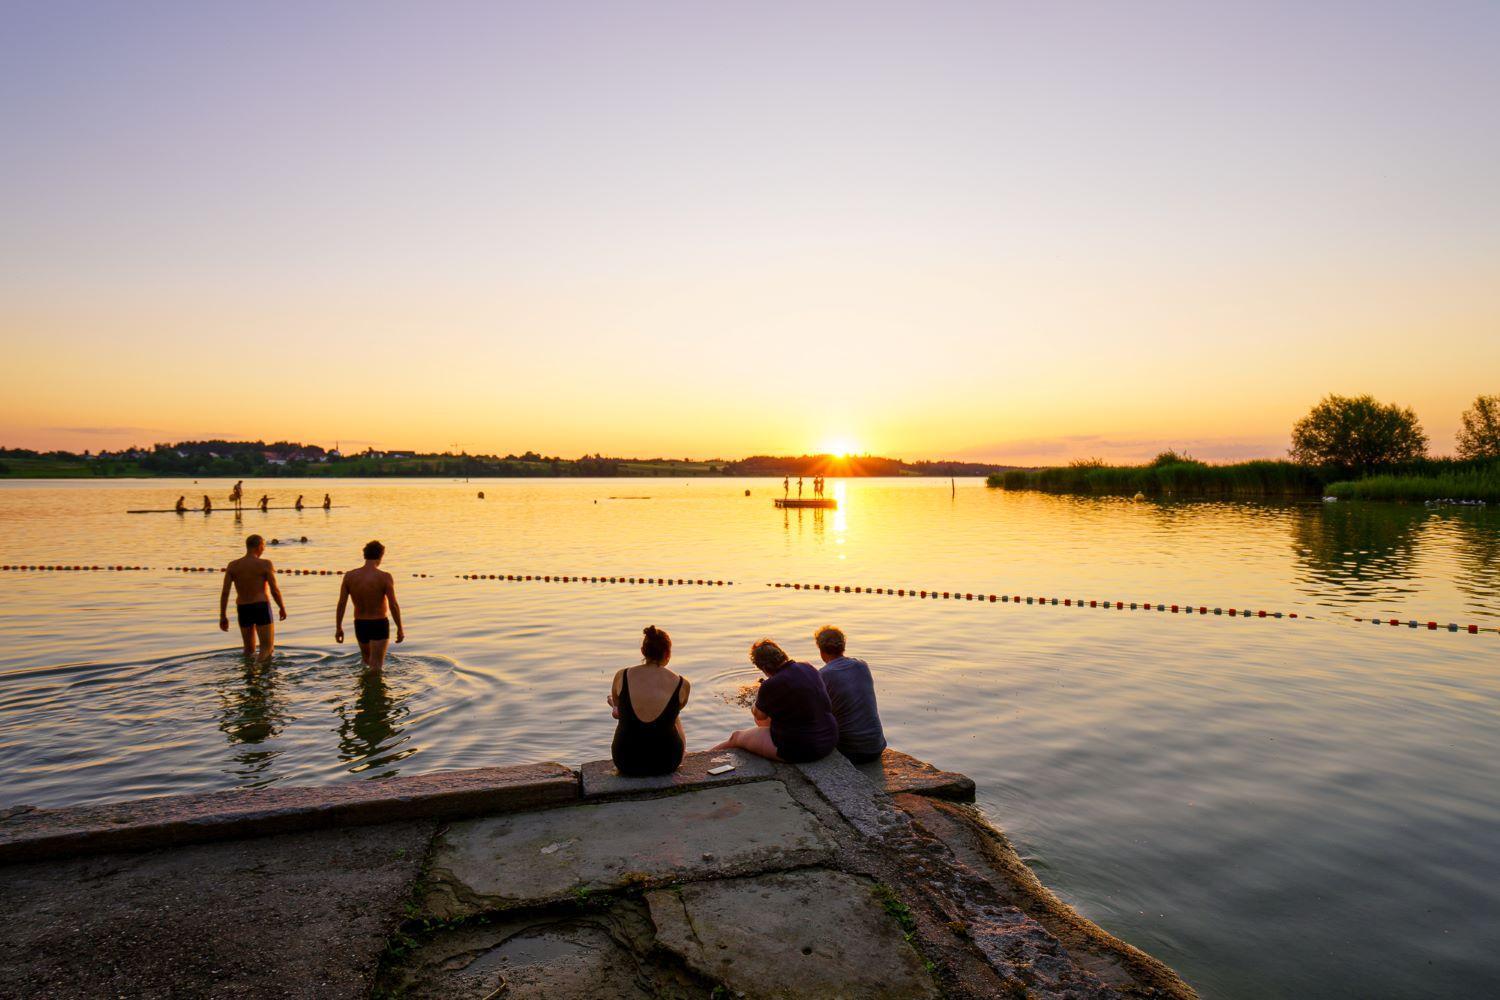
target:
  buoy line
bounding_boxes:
[1,564,1492,634]
[765,581,1498,636]
[455,573,733,586]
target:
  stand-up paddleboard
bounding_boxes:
[127,506,350,514]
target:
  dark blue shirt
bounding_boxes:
[754,660,838,763]
[819,656,887,758]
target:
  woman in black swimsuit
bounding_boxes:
[608,626,691,776]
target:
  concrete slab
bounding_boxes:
[0,820,433,1000]
[580,748,773,798]
[856,749,976,801]
[423,781,833,917]
[0,763,578,863]
[380,902,709,999]
[646,869,940,999]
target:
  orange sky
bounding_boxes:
[3,4,1497,463]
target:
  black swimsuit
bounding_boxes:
[611,670,685,777]
[236,602,272,628]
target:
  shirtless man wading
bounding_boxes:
[219,533,287,660]
[336,539,404,671]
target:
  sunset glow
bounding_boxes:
[2,3,1498,463]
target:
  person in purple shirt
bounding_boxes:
[711,639,838,763]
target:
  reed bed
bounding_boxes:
[990,456,1500,502]
[1325,463,1500,503]
[988,460,1324,497]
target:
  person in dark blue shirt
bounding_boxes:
[711,639,838,763]
[813,625,887,764]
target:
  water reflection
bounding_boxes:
[1445,511,1500,615]
[334,667,414,778]
[1291,502,1424,608]
[216,661,288,784]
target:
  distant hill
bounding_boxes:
[0,442,1015,479]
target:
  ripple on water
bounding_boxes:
[0,646,501,805]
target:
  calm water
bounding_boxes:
[1,478,1497,998]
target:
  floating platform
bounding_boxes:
[775,498,837,509]
[127,506,349,514]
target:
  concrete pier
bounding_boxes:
[0,750,1196,999]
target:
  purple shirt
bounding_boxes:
[754,660,839,763]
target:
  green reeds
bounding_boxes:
[1325,462,1500,502]
[988,456,1500,502]
[987,460,1324,497]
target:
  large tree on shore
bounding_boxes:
[1456,394,1500,460]
[1289,394,1428,473]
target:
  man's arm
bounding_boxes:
[386,575,404,642]
[219,569,232,631]
[265,563,286,621]
[335,576,349,642]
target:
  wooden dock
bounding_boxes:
[775,498,838,509]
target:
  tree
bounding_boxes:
[1456,395,1500,460]
[1289,394,1427,472]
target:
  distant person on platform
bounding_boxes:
[229,480,244,510]
[258,494,270,512]
[322,493,332,510]
[219,533,287,661]
[202,494,213,513]
[295,494,305,511]
[336,540,404,672]
[711,639,837,763]
[175,495,187,514]
[813,626,887,764]
[783,476,789,498]
[608,626,691,776]
[797,477,804,498]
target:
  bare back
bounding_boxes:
[225,554,274,605]
[613,665,690,723]
[344,566,393,619]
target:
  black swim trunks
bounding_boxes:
[236,601,272,628]
[354,618,390,643]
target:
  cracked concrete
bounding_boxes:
[646,869,940,999]
[421,780,835,918]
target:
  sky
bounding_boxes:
[2,1,1497,463]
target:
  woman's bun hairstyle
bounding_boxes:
[641,625,672,662]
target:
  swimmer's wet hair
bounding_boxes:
[363,539,385,560]
[750,638,790,672]
[641,625,671,662]
[245,534,263,550]
[814,625,846,655]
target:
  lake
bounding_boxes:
[0,478,1496,998]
